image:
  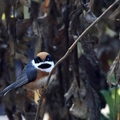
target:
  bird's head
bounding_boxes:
[32,52,54,73]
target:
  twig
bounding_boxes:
[34,90,46,120]
[46,0,120,87]
[107,52,120,86]
[35,0,120,120]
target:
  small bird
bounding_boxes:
[0,52,55,96]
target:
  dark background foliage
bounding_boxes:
[0,0,120,120]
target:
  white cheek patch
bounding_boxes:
[32,60,54,73]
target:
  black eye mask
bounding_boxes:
[34,57,42,63]
[34,55,53,64]
[45,55,53,61]
[38,63,51,69]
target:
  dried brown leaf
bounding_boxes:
[109,5,120,20]
[0,0,5,17]
[20,0,30,7]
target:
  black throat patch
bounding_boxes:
[38,63,51,69]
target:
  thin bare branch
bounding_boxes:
[46,0,120,87]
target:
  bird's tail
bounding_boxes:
[0,73,28,96]
[0,83,17,96]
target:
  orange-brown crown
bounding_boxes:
[37,52,49,60]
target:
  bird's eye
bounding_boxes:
[34,57,42,63]
[45,55,53,61]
